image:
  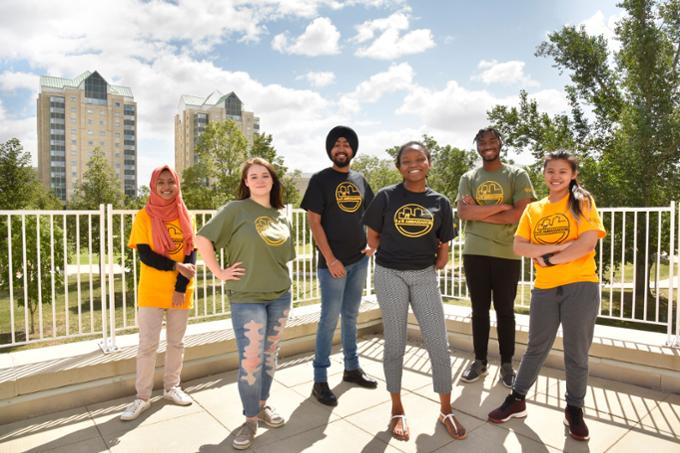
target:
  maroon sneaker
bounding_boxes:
[564,405,590,441]
[488,394,527,423]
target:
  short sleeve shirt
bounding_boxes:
[197,199,295,303]
[516,195,606,289]
[457,164,535,260]
[362,183,455,270]
[127,209,195,309]
[300,168,374,267]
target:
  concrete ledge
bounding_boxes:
[407,304,680,393]
[0,301,383,425]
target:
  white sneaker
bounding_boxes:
[163,386,192,406]
[120,398,151,421]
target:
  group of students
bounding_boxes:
[119,124,606,449]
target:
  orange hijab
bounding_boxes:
[145,165,194,256]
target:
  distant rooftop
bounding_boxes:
[40,70,133,98]
[178,90,246,110]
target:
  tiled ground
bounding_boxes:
[1,336,678,453]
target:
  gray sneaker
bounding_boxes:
[500,363,515,388]
[460,360,488,383]
[232,420,258,450]
[258,405,285,428]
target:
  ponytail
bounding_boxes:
[568,179,592,220]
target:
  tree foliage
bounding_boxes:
[182,121,300,209]
[70,148,125,209]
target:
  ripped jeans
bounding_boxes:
[230,291,291,417]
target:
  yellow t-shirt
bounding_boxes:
[127,209,195,309]
[515,195,606,289]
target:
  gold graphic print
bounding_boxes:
[255,216,288,247]
[475,181,505,205]
[335,182,362,213]
[534,214,571,244]
[166,224,184,255]
[394,204,434,238]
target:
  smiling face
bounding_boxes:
[244,164,273,198]
[397,146,431,183]
[543,158,577,195]
[155,170,177,200]
[476,131,502,162]
[330,137,354,168]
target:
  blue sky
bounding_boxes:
[0,0,622,186]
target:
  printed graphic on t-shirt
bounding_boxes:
[166,224,184,255]
[335,181,362,213]
[534,213,570,244]
[255,216,287,247]
[393,204,434,238]
[475,181,505,205]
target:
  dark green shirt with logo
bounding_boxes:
[456,164,535,260]
[197,199,295,303]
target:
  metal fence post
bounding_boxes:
[97,204,112,352]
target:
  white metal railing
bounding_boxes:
[1,202,678,352]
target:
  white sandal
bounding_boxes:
[440,412,467,440]
[389,414,410,441]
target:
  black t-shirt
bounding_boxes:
[300,167,374,268]
[362,183,455,270]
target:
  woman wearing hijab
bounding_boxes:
[121,165,197,421]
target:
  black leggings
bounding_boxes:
[463,254,521,364]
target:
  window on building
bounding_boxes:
[84,72,108,101]
[225,93,242,117]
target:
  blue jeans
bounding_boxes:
[313,256,368,382]
[231,291,291,417]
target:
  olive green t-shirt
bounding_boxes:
[456,164,535,260]
[197,199,295,303]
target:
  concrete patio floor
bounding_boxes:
[1,336,678,453]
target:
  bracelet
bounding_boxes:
[542,253,555,267]
[328,259,339,266]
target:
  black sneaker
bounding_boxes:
[460,360,488,383]
[488,394,527,423]
[312,382,338,406]
[500,363,515,389]
[343,368,378,389]
[564,405,590,441]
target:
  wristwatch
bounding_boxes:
[542,253,555,267]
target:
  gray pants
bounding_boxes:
[374,264,452,394]
[514,282,600,407]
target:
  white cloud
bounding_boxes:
[339,63,414,113]
[298,71,336,87]
[579,10,625,54]
[473,60,539,87]
[0,100,38,166]
[353,12,435,60]
[0,71,40,94]
[271,17,341,56]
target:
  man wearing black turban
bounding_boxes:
[300,125,378,406]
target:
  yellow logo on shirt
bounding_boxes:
[476,181,504,205]
[394,204,434,238]
[167,224,184,255]
[534,214,570,244]
[335,182,362,213]
[254,216,287,247]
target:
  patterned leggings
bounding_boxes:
[374,264,452,394]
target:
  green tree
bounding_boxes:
[124,185,150,210]
[182,120,248,209]
[350,155,401,192]
[0,138,60,210]
[487,0,680,302]
[0,138,66,336]
[251,132,301,205]
[70,148,125,209]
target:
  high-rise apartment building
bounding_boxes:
[174,91,259,177]
[37,70,137,201]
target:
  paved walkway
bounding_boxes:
[1,336,678,452]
